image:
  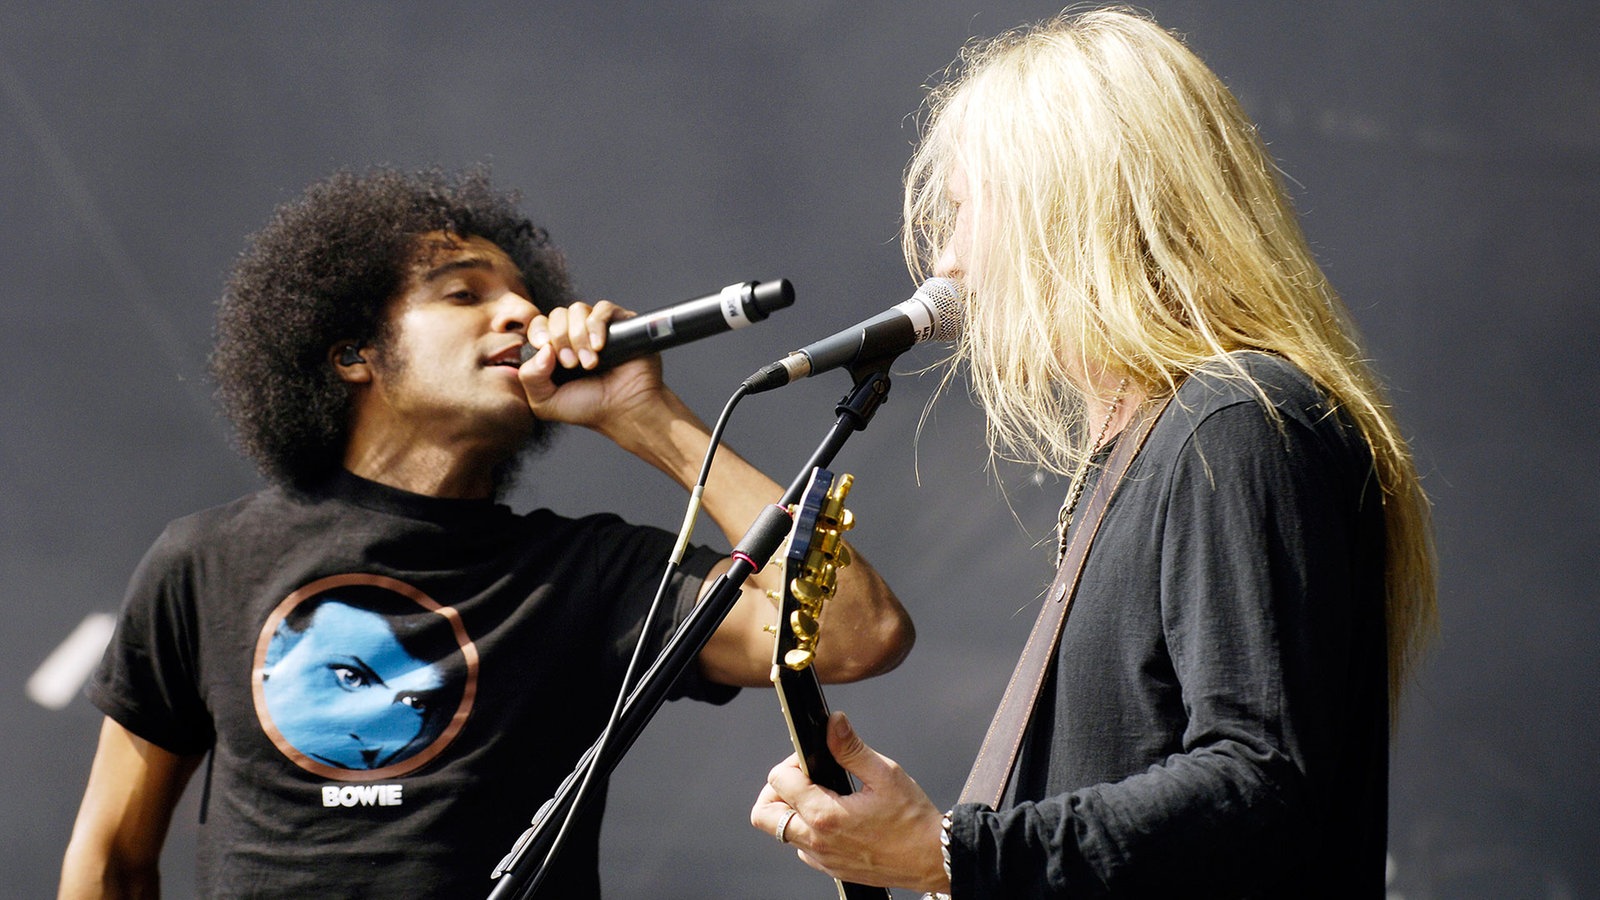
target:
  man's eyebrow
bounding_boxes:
[421,257,495,283]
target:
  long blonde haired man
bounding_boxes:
[753,8,1434,896]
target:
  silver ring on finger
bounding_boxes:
[775,808,798,843]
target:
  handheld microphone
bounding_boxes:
[521,278,795,381]
[742,278,965,394]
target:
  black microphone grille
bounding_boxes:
[915,277,966,342]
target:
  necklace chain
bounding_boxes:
[1055,377,1128,566]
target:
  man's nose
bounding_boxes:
[492,291,537,332]
[932,245,963,281]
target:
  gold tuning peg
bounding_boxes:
[783,648,815,670]
[792,579,825,605]
[790,609,819,641]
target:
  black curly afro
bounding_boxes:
[210,167,571,488]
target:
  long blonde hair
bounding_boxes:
[903,7,1435,708]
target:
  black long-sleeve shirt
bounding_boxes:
[952,353,1389,898]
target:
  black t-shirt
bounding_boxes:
[88,471,733,898]
[952,353,1390,898]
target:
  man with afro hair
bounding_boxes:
[60,167,912,898]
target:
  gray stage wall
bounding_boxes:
[3,2,1596,897]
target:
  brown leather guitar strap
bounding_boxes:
[956,394,1174,809]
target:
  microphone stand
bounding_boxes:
[486,359,898,900]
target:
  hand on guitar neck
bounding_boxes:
[755,468,949,898]
[756,710,949,896]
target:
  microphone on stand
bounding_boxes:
[521,278,795,381]
[742,277,965,394]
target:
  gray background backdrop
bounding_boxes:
[4,2,1596,897]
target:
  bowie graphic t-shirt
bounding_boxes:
[88,471,732,898]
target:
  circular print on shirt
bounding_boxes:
[251,574,479,781]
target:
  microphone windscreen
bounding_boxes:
[916,277,966,343]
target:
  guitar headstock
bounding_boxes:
[773,467,855,673]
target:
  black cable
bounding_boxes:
[510,382,751,897]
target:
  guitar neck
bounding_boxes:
[774,667,848,795]
[774,669,892,900]
[771,468,891,900]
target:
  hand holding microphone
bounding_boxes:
[522,279,795,381]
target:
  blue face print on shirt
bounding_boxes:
[261,600,447,770]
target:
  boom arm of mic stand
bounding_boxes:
[487,365,896,900]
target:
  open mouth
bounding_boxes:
[486,346,528,369]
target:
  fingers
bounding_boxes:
[826,712,894,787]
[751,784,828,875]
[763,753,816,808]
[762,721,891,814]
[752,715,946,892]
[750,787,797,841]
[828,712,866,762]
[755,753,827,845]
[530,300,625,371]
[563,301,598,369]
[518,342,559,402]
[531,304,589,370]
